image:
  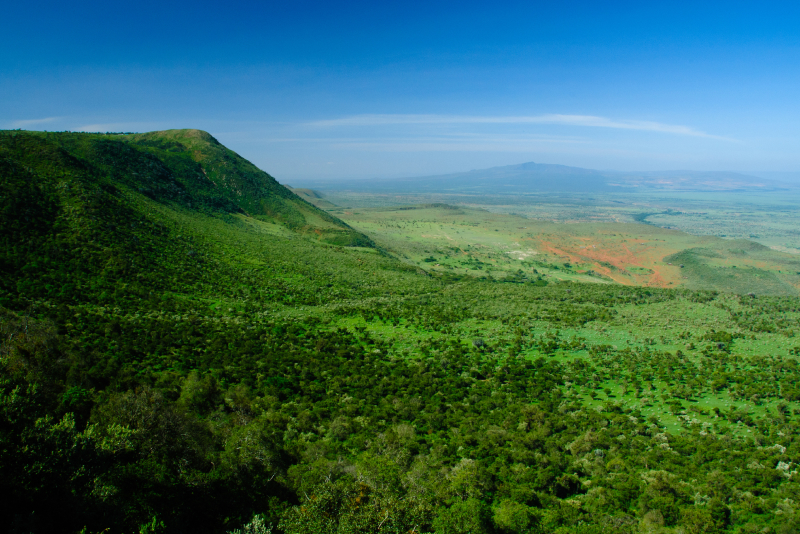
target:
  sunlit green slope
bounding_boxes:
[0,129,390,309]
[1,129,370,245]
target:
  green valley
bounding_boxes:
[2,130,800,534]
[321,202,800,296]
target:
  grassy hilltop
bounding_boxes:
[2,130,800,534]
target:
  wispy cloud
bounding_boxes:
[254,132,588,153]
[11,117,60,128]
[308,114,734,141]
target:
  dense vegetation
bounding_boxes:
[2,130,800,534]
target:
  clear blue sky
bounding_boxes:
[3,1,799,180]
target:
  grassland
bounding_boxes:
[313,188,800,250]
[322,202,800,296]
[325,290,800,441]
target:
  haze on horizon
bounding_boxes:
[2,1,799,182]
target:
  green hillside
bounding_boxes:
[0,129,370,247]
[3,130,800,534]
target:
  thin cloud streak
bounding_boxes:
[308,114,736,141]
[11,117,60,127]
[330,141,584,152]
[260,134,585,144]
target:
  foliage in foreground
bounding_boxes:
[4,299,800,534]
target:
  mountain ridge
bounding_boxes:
[295,161,792,194]
[1,128,372,247]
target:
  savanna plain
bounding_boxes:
[3,129,800,534]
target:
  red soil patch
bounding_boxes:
[532,234,684,287]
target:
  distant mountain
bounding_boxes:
[298,161,792,194]
[394,162,614,193]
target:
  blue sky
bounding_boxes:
[2,1,799,180]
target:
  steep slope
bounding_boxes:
[1,129,370,246]
[0,129,396,311]
[125,129,364,242]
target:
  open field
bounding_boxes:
[303,188,800,253]
[319,202,800,296]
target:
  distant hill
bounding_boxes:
[297,161,792,194]
[390,162,614,193]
